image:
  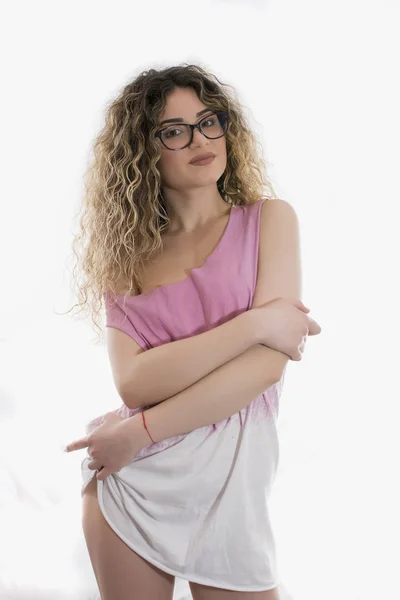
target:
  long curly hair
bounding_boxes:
[63,63,279,343]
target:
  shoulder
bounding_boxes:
[260,197,299,221]
[258,198,300,250]
[240,198,298,229]
[258,198,300,242]
[106,274,139,297]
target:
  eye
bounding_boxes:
[164,127,183,139]
[201,116,217,128]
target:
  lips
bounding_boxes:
[189,152,216,164]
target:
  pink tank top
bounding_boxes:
[104,199,266,352]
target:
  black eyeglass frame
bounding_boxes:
[155,111,229,151]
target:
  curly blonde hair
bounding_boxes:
[63,63,279,343]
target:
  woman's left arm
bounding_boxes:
[130,199,303,445]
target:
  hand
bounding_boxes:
[251,297,322,361]
[64,412,145,481]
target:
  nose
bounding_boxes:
[191,126,210,147]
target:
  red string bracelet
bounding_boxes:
[142,410,156,444]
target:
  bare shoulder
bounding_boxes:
[111,276,138,297]
[260,197,299,221]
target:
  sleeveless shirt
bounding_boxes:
[80,198,288,593]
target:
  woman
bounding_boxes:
[65,64,321,600]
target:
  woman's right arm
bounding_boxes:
[117,309,260,409]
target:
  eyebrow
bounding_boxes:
[159,108,213,127]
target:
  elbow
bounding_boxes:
[117,362,148,410]
[270,353,290,384]
[118,384,140,410]
[272,365,287,384]
[256,345,289,387]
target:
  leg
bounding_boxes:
[189,582,280,600]
[82,476,175,600]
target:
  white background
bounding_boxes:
[1,1,399,599]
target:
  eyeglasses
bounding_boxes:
[155,111,229,151]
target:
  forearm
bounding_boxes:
[132,344,282,444]
[121,310,257,409]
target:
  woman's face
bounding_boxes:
[156,87,227,193]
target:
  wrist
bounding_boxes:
[126,412,154,449]
[241,309,262,346]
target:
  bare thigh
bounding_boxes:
[189,582,280,600]
[82,476,175,600]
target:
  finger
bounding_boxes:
[306,317,322,335]
[88,459,103,471]
[292,299,310,312]
[96,468,110,481]
[311,323,322,335]
[65,436,90,452]
[299,301,310,312]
